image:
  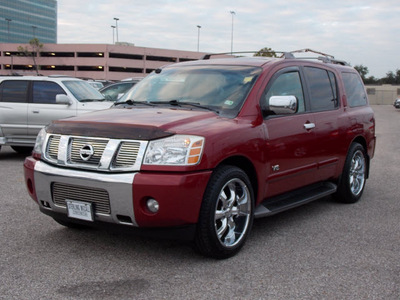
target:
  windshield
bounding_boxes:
[63,80,105,102]
[117,65,261,117]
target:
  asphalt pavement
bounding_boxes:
[0,105,398,299]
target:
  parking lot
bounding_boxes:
[0,105,398,300]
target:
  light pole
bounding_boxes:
[197,25,201,52]
[230,11,235,54]
[113,17,119,43]
[111,25,116,44]
[5,18,12,42]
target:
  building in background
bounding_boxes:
[0,43,206,80]
[0,0,57,43]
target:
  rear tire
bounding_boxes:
[194,165,254,259]
[334,143,367,203]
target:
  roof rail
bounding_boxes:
[201,49,349,65]
[287,48,350,65]
[317,56,350,66]
[201,51,293,60]
[288,48,335,59]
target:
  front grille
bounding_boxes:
[52,182,110,214]
[44,134,147,172]
[47,135,61,160]
[69,137,108,165]
[113,141,141,168]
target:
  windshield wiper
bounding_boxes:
[150,100,219,113]
[114,99,155,106]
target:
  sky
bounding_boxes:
[57,0,400,78]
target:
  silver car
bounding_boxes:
[0,76,113,154]
[394,98,400,109]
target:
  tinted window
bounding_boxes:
[0,80,29,103]
[32,81,66,104]
[304,67,338,111]
[264,71,305,113]
[342,72,367,107]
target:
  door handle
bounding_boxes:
[304,123,315,130]
[32,110,40,114]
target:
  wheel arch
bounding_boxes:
[216,155,259,202]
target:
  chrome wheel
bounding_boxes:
[214,178,251,248]
[195,165,254,258]
[334,143,368,204]
[349,150,366,196]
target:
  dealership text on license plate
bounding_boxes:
[66,200,94,222]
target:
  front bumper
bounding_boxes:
[24,157,212,229]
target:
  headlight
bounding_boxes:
[32,127,47,158]
[144,135,204,166]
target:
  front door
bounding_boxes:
[27,81,76,137]
[261,68,318,198]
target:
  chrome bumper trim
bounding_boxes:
[34,161,138,226]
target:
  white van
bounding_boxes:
[0,76,113,154]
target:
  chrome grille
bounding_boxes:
[113,141,141,168]
[47,135,61,160]
[69,137,108,165]
[43,134,147,172]
[52,182,110,214]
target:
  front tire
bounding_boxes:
[11,146,33,155]
[334,143,367,203]
[194,165,254,259]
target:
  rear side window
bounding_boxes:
[342,72,368,107]
[0,80,29,103]
[304,67,338,111]
[32,81,66,104]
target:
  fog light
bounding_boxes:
[146,198,159,213]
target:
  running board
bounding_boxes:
[254,182,337,218]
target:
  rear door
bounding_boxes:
[303,66,346,180]
[261,67,318,198]
[27,81,77,136]
[0,80,29,138]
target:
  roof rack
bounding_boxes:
[287,48,350,66]
[201,51,285,60]
[201,48,349,66]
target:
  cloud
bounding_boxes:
[57,0,400,77]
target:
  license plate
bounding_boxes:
[66,200,93,222]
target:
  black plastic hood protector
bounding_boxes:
[46,120,174,141]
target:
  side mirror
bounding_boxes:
[268,95,298,114]
[56,94,72,105]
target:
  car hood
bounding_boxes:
[47,106,225,140]
[78,101,114,111]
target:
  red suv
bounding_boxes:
[24,52,376,258]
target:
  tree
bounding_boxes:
[354,64,380,84]
[254,47,277,57]
[364,76,380,85]
[354,65,369,81]
[17,38,43,75]
[382,71,396,84]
